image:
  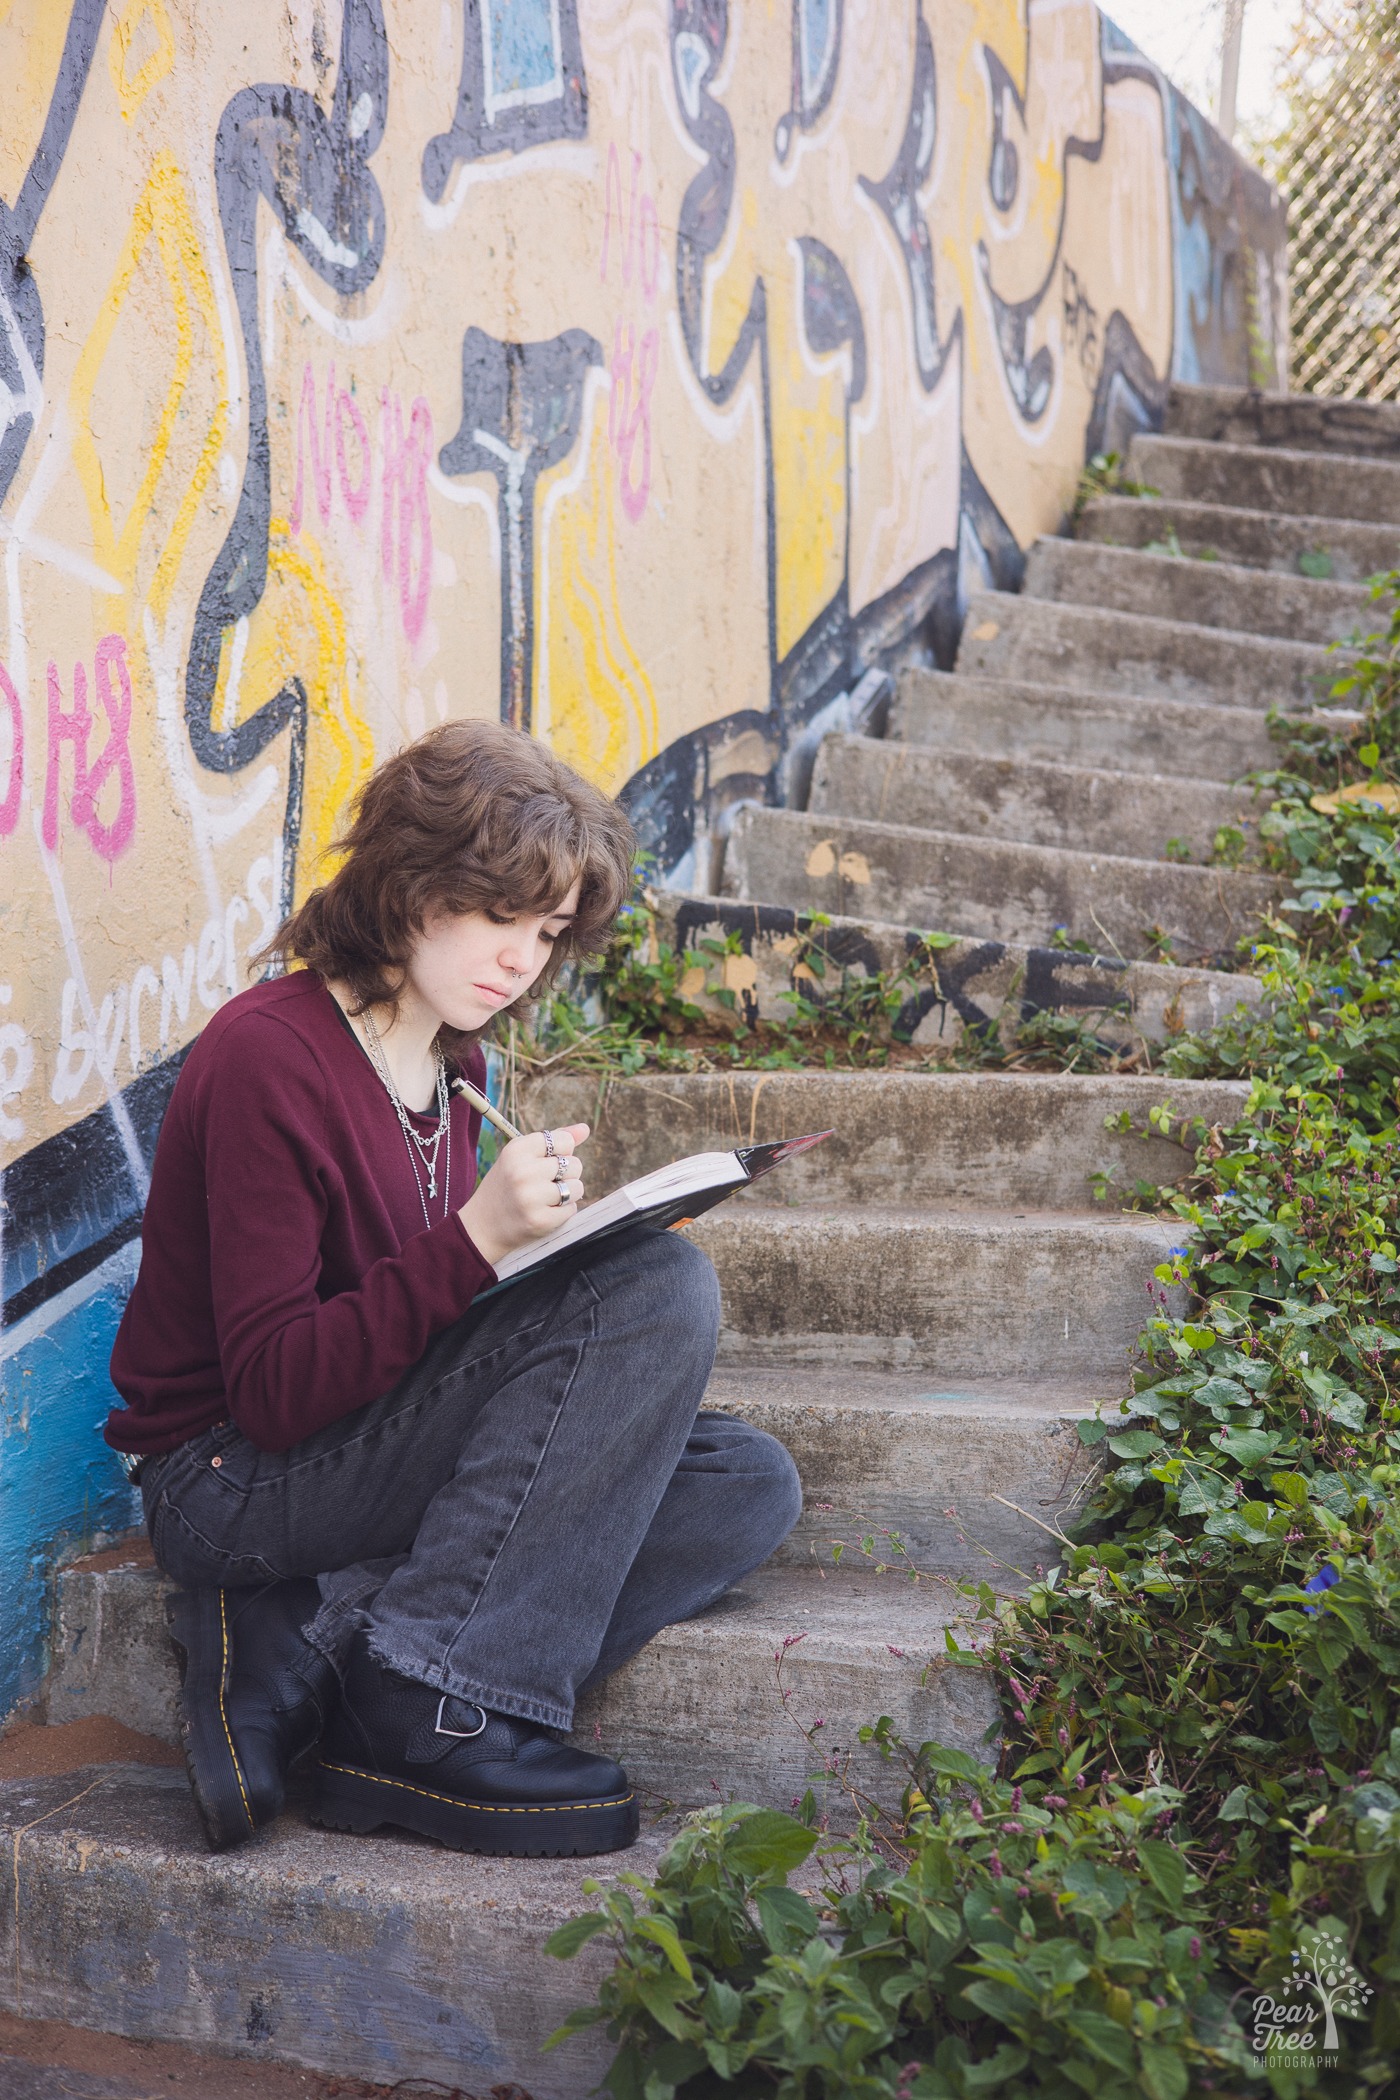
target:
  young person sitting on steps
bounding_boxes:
[105,721,802,1859]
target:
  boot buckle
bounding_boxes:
[434,1694,487,1740]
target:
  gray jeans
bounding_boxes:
[140,1228,801,1731]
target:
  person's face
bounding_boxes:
[403,880,581,1033]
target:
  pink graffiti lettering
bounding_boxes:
[600,143,660,301]
[380,390,434,647]
[293,361,432,646]
[335,385,371,526]
[292,359,334,534]
[0,660,21,837]
[610,319,659,523]
[42,636,136,863]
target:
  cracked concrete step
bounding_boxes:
[721,804,1278,963]
[956,589,1343,711]
[1165,380,1400,458]
[40,1554,997,1813]
[810,731,1269,865]
[646,891,1263,1053]
[891,668,1289,781]
[1024,536,1373,646]
[1077,492,1400,585]
[1127,431,1400,526]
[707,1366,1096,1569]
[692,1201,1180,1380]
[519,1068,1249,1211]
[0,1761,669,2095]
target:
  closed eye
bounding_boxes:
[485,907,574,942]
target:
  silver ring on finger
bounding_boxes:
[542,1129,557,1158]
[553,1157,570,1182]
[554,1182,573,1205]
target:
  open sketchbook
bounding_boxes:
[487,1130,833,1287]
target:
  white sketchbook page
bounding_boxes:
[490,1150,746,1282]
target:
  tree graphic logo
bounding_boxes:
[1253,1930,1373,2063]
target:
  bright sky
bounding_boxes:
[1101,0,1300,140]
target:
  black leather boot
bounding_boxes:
[168,1578,338,1852]
[313,1639,639,1857]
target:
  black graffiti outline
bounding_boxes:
[1084,309,1168,459]
[0,0,105,510]
[970,16,1113,429]
[775,0,845,163]
[184,0,389,919]
[858,13,947,393]
[423,0,587,204]
[984,48,1024,214]
[438,326,601,735]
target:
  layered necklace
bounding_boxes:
[359,1007,452,1229]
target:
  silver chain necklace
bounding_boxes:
[360,1008,452,1228]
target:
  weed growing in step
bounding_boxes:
[1067,450,1160,524]
[493,895,1148,1113]
[542,589,1400,2094]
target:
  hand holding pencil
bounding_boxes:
[453,1077,588,1268]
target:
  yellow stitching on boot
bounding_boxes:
[317,1760,633,1815]
[218,1588,255,1832]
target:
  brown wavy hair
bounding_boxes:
[260,720,635,1043]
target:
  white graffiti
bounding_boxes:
[48,842,282,1110]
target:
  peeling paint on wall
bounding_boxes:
[0,0,1284,1716]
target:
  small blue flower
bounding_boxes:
[1168,1246,1190,1259]
[1303,1564,1340,1615]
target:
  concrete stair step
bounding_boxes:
[646,890,1263,1053]
[1165,380,1400,458]
[1024,536,1372,646]
[1127,431,1400,526]
[0,1760,669,2095]
[41,1552,998,1811]
[705,1364,1096,1569]
[691,1200,1180,1380]
[891,667,1287,781]
[519,1068,1248,1211]
[810,730,1267,865]
[1077,491,1400,584]
[956,589,1343,711]
[721,804,1278,963]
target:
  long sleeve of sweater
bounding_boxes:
[108,977,495,1456]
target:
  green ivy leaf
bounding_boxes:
[1135,1837,1189,1908]
[632,1916,696,1982]
[545,1910,609,1960]
[1109,1430,1163,1458]
[1219,1784,1269,1824]
[755,1885,819,1954]
[723,1808,818,1881]
[1210,1427,1284,1467]
[1063,2009,1137,2070]
[1139,2041,1191,2100]
[921,1741,989,1784]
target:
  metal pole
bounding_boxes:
[1217,0,1247,138]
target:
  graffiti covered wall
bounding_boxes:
[0,0,1284,1713]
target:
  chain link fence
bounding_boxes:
[1265,0,1400,396]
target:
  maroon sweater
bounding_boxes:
[106,974,495,1456]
